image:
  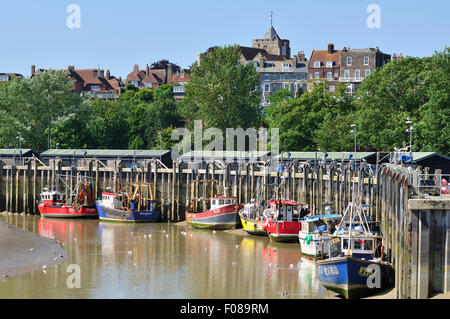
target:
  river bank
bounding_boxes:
[0,212,65,279]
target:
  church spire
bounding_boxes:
[270,11,273,28]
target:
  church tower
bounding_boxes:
[252,12,291,58]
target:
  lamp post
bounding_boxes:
[158,131,162,163]
[16,135,24,164]
[350,124,357,170]
[406,118,413,155]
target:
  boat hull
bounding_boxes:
[186,204,243,230]
[299,232,332,260]
[38,203,98,218]
[264,220,301,243]
[239,215,266,236]
[96,203,160,223]
[316,256,394,299]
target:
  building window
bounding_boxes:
[264,83,270,92]
[272,74,276,81]
[365,69,371,77]
[145,83,152,88]
[314,72,320,79]
[0,75,9,81]
[364,56,369,66]
[282,63,291,68]
[277,74,282,81]
[296,73,302,81]
[330,85,335,92]
[285,74,291,81]
[180,73,185,78]
[131,81,139,87]
[344,70,350,79]
[327,72,332,80]
[326,61,333,68]
[284,84,290,90]
[334,72,338,78]
[355,70,360,80]
[309,73,313,79]
[347,57,352,66]
[264,74,270,81]
[347,84,353,94]
[282,47,286,56]
[91,85,100,91]
[314,61,321,68]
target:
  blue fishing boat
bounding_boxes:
[96,183,160,223]
[316,201,394,299]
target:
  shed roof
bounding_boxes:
[40,149,171,158]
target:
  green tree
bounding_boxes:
[0,71,85,151]
[182,45,260,131]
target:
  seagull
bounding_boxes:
[235,244,239,249]
[29,248,34,252]
[213,230,216,234]
[165,234,169,238]
[53,257,58,261]
[144,234,147,238]
[128,250,132,255]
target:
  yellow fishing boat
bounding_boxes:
[239,202,267,236]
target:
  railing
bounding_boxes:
[417,173,450,198]
[338,76,365,83]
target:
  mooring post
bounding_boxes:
[15,166,19,213]
[171,161,176,221]
[95,160,100,198]
[5,167,9,212]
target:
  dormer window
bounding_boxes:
[180,73,185,78]
[326,61,333,68]
[314,61,321,68]
[91,85,100,92]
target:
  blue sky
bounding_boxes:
[1,0,448,78]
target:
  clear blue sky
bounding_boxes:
[1,0,448,78]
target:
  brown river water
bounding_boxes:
[0,214,333,299]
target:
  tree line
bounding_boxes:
[0,45,448,155]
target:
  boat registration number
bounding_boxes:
[323,266,339,276]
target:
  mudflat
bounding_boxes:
[0,218,65,279]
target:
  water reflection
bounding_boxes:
[0,214,328,299]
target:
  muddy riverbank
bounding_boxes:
[0,212,65,279]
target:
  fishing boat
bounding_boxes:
[239,181,269,235]
[96,182,160,223]
[316,201,393,299]
[186,195,243,230]
[239,200,268,236]
[298,213,342,260]
[38,176,97,218]
[263,199,309,243]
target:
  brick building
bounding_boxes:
[126,64,190,101]
[339,46,391,94]
[307,43,342,93]
[31,65,123,99]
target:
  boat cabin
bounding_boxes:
[268,200,302,222]
[101,192,123,209]
[341,236,377,259]
[301,214,342,234]
[210,196,237,210]
[41,187,65,205]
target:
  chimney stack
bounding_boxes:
[197,53,202,66]
[100,70,104,77]
[68,65,75,71]
[31,65,36,76]
[328,43,334,54]
[106,70,111,79]
[146,64,150,75]
[167,65,173,84]
[134,64,139,73]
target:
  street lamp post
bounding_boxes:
[406,118,413,155]
[16,135,24,164]
[158,131,162,163]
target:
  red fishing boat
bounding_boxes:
[186,195,243,230]
[263,199,309,243]
[38,178,97,218]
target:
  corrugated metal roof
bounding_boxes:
[40,149,171,158]
[274,152,376,160]
[0,149,34,156]
[180,151,270,159]
[411,152,450,161]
